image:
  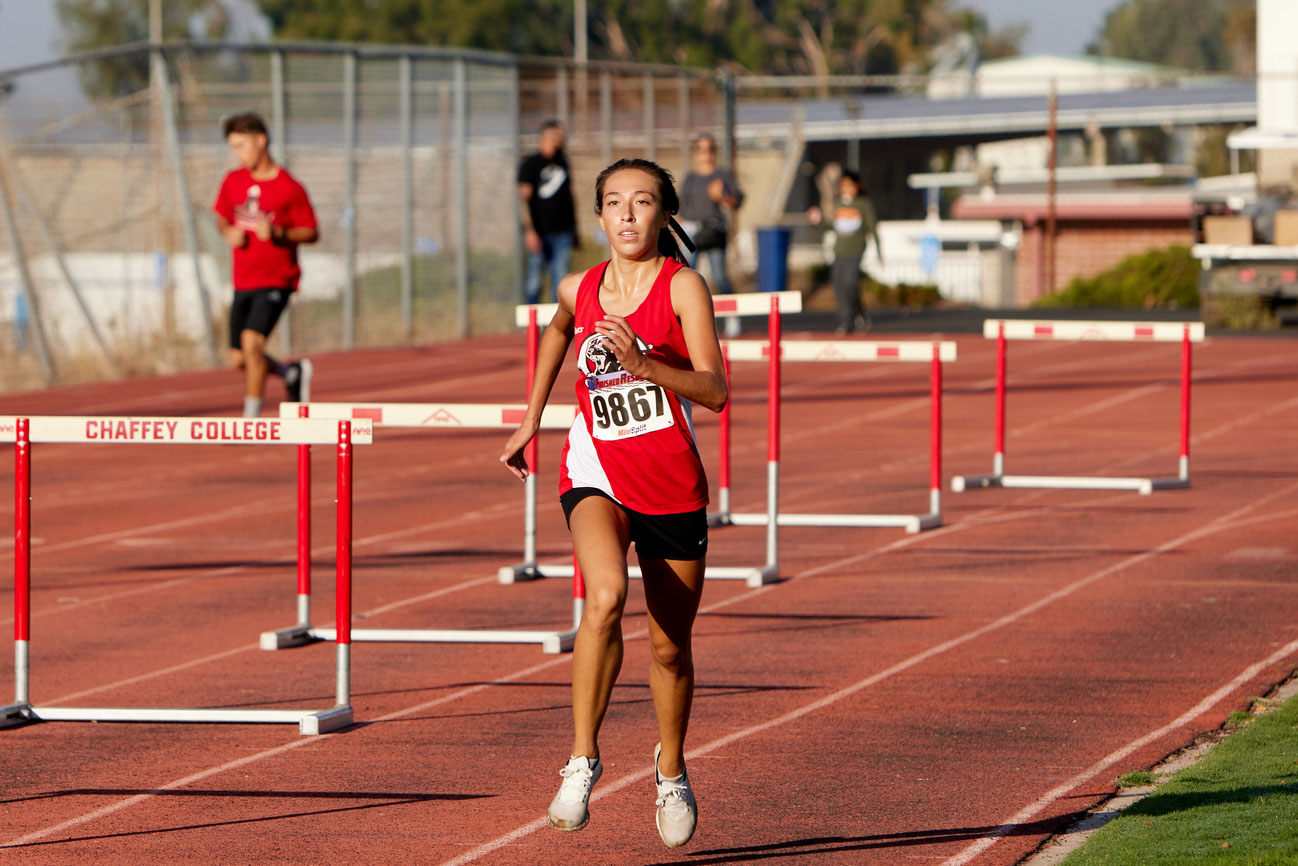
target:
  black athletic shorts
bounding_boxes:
[560,487,708,562]
[229,287,291,349]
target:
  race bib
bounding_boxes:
[577,332,673,440]
[588,379,672,440]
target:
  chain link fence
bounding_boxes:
[0,43,725,390]
[0,44,1266,391]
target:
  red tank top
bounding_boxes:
[559,258,708,514]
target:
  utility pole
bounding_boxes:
[574,0,587,65]
[1045,80,1058,295]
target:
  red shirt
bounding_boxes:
[559,258,709,514]
[213,167,317,291]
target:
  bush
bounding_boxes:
[1034,244,1200,310]
[863,277,942,309]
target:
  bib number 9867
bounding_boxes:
[591,384,669,439]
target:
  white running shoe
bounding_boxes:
[654,743,698,848]
[547,755,602,831]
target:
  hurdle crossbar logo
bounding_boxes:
[813,345,849,361]
[420,407,464,426]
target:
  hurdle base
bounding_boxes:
[951,472,1000,493]
[728,512,942,534]
[497,563,546,585]
[0,701,34,729]
[260,623,321,651]
[300,705,354,735]
[954,473,1187,496]
[12,705,351,736]
[527,561,777,587]
[306,626,576,654]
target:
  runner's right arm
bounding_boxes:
[499,271,581,480]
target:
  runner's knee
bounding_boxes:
[583,586,627,629]
[240,329,266,356]
[649,633,691,672]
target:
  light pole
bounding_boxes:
[574,0,587,65]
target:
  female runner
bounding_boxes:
[500,158,726,848]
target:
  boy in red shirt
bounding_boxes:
[213,112,319,417]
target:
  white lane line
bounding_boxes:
[3,474,1286,853]
[429,480,1298,866]
[0,496,1008,849]
[940,633,1298,866]
[0,737,323,849]
[4,348,1293,851]
[37,574,503,707]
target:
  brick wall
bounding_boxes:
[1015,220,1192,305]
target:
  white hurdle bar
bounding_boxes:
[952,319,1205,495]
[0,415,371,736]
[717,339,956,534]
[510,294,802,587]
[266,398,583,654]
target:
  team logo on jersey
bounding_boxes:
[577,332,652,391]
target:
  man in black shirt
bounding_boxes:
[518,120,578,305]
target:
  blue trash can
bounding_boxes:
[756,226,792,293]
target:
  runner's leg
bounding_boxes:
[567,495,633,759]
[640,555,706,778]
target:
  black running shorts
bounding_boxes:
[560,487,708,562]
[229,287,291,349]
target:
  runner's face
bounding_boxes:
[227,132,267,171]
[598,169,667,260]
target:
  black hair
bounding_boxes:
[539,119,563,134]
[222,112,269,140]
[840,169,862,187]
[593,158,689,262]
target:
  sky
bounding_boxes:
[0,0,1121,72]
[963,0,1120,56]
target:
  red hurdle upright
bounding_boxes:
[502,294,803,588]
[952,319,1205,495]
[266,398,583,654]
[715,335,956,534]
[1,415,369,736]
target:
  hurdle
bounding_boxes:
[0,415,371,736]
[715,339,956,534]
[952,319,1205,495]
[504,293,803,588]
[262,399,583,654]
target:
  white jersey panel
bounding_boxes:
[562,414,617,502]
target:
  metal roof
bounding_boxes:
[736,82,1257,142]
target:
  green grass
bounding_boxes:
[1117,771,1157,788]
[1061,691,1298,865]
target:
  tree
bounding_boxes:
[258,0,976,77]
[1088,0,1231,71]
[55,0,229,99]
[260,0,571,55]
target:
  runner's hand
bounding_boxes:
[254,214,274,242]
[223,225,247,248]
[499,422,537,481]
[595,315,648,377]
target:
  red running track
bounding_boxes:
[0,329,1296,865]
